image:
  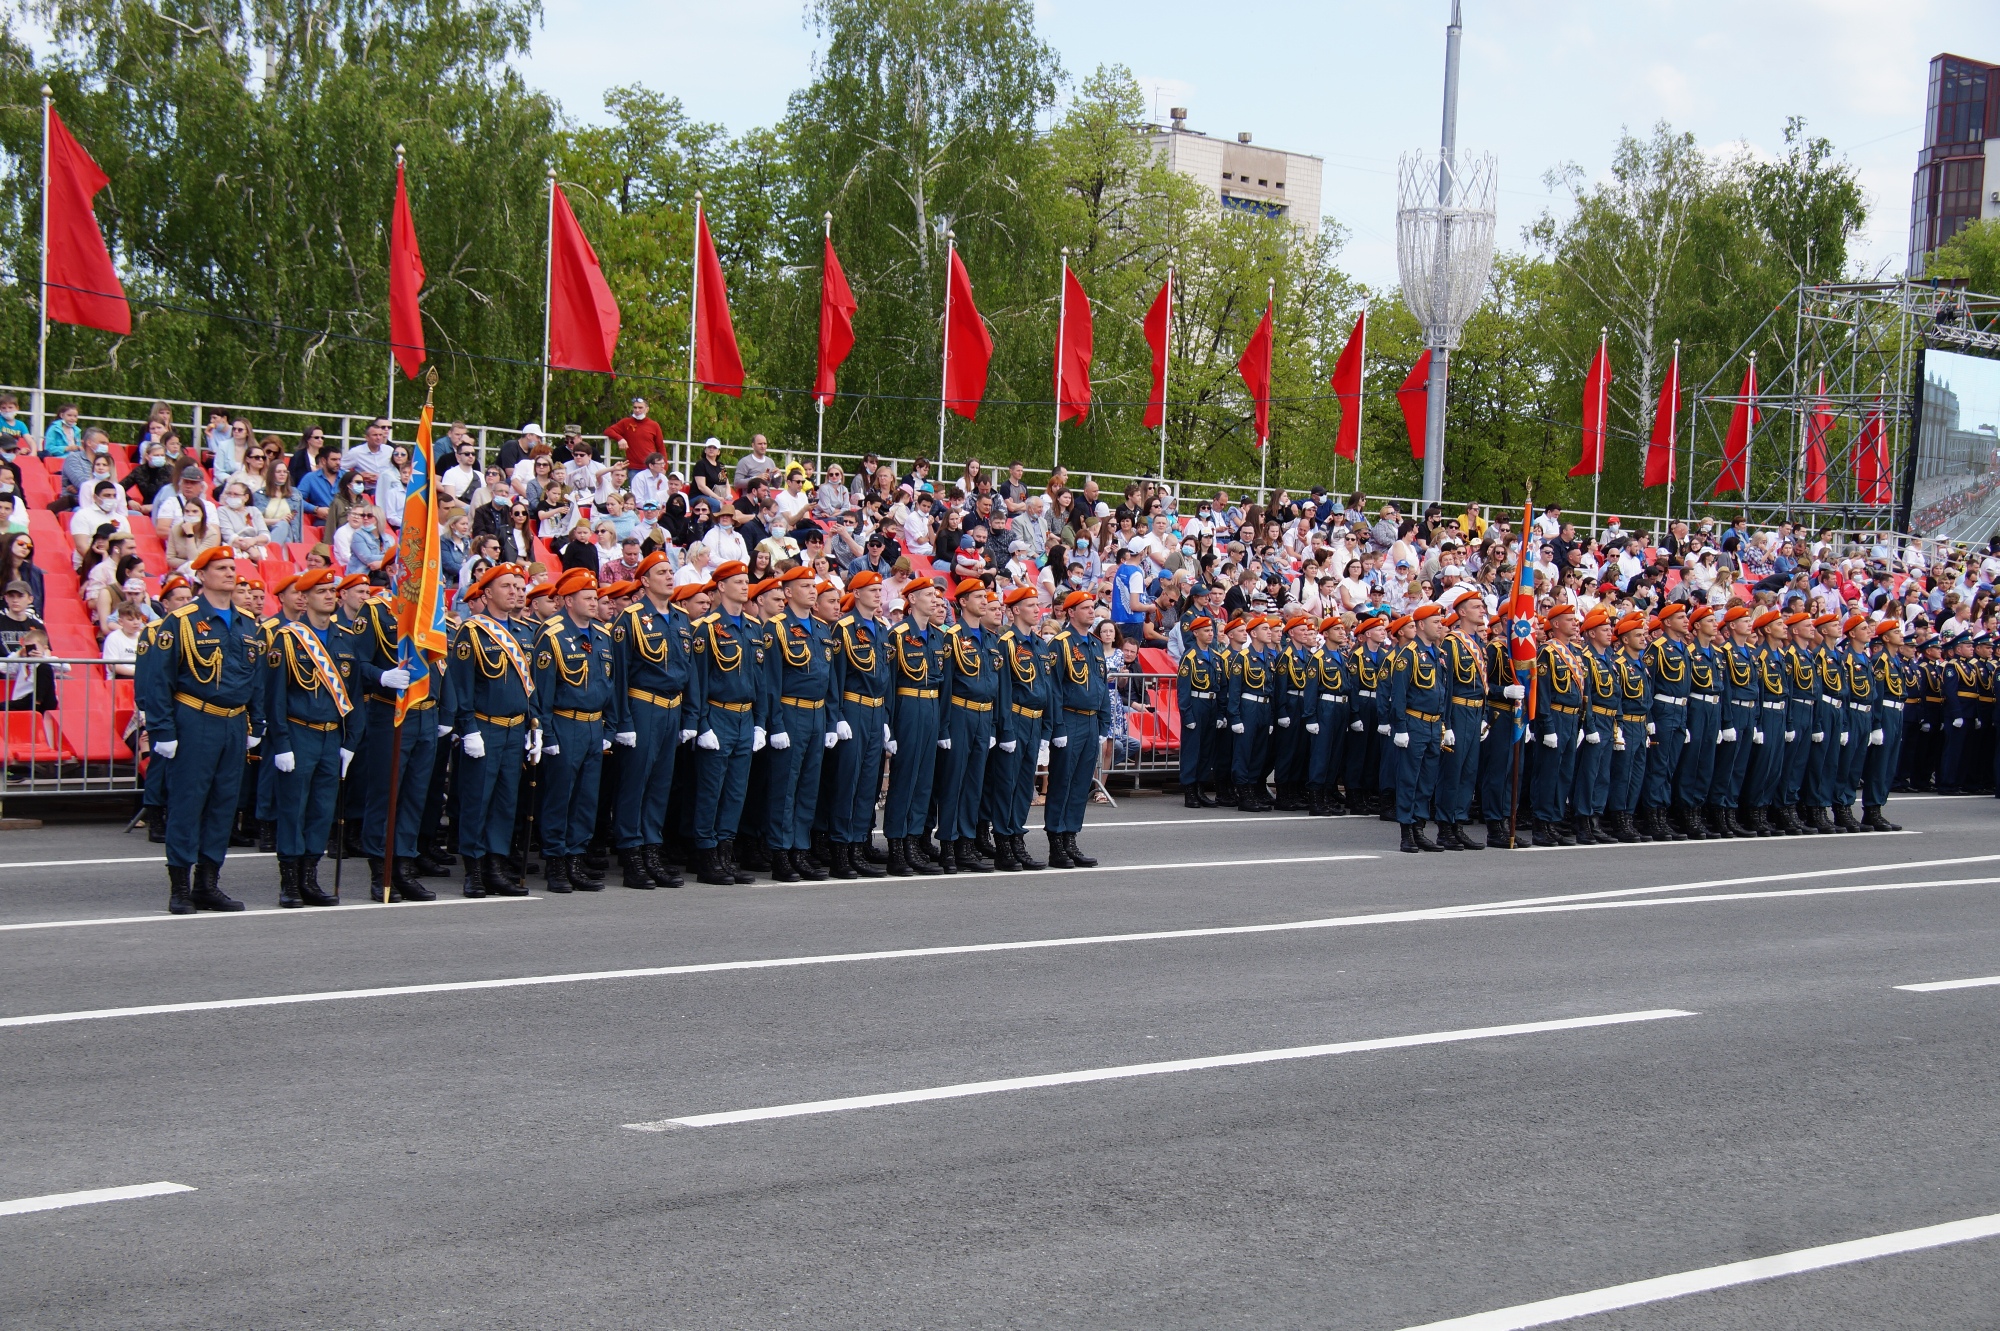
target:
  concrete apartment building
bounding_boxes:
[1142,109,1324,241]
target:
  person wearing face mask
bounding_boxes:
[124,439,177,506]
[51,420,104,513]
[217,479,271,559]
[325,468,371,533]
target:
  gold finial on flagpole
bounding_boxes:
[424,364,438,406]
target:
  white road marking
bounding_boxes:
[1510,829,1921,852]
[0,853,275,872]
[628,1009,1695,1129]
[1396,1210,2000,1330]
[1898,973,2000,993]
[2,855,1967,1030]
[1,1181,195,1218]
[1453,877,2000,921]
[0,895,537,933]
[1437,853,2000,915]
[1025,815,1316,830]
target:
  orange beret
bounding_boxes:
[711,561,748,582]
[1284,614,1310,631]
[1721,605,1751,625]
[1656,602,1686,622]
[337,573,369,593]
[1319,616,1340,632]
[293,567,337,593]
[847,570,882,592]
[189,546,237,571]
[1002,586,1037,606]
[815,580,838,596]
[1616,612,1647,636]
[1811,612,1840,627]
[1687,605,1714,625]
[1782,612,1811,627]
[1059,590,1094,613]
[838,592,855,613]
[1353,616,1384,634]
[1411,604,1443,622]
[1545,603,1578,621]
[669,581,707,603]
[526,582,555,602]
[904,576,937,596]
[600,580,636,598]
[467,562,524,598]
[1225,617,1247,633]
[1580,606,1612,632]
[747,578,780,600]
[271,573,299,595]
[1386,615,1412,635]
[552,568,598,598]
[952,576,987,601]
[634,550,670,577]
[160,574,190,595]
[778,565,815,584]
[1753,609,1783,630]
[1844,614,1871,634]
[1186,616,1213,632]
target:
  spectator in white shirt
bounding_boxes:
[698,508,749,566]
[630,453,672,511]
[70,479,133,554]
[675,541,715,587]
[440,452,483,503]
[773,470,812,525]
[344,417,395,479]
[1534,504,1564,540]
[813,465,852,520]
[102,600,147,676]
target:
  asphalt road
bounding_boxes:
[6,792,2000,1329]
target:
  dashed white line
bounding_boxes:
[1897,972,2000,993]
[1396,1210,2000,1329]
[1,1181,195,1218]
[629,1009,1695,1129]
[0,894,537,932]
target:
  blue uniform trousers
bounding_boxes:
[1572,721,1614,817]
[1347,724,1378,799]
[1232,701,1273,789]
[1530,718,1579,824]
[1477,707,1521,823]
[1781,701,1813,803]
[830,711,887,843]
[1393,720,1442,825]
[1610,723,1648,813]
[456,716,526,859]
[144,741,172,808]
[165,706,248,870]
[937,698,996,843]
[1745,707,1788,807]
[987,711,1047,837]
[694,705,756,848]
[1714,704,1757,808]
[361,702,437,859]
[1437,699,1484,823]
[541,715,604,858]
[1307,698,1348,790]
[1179,699,1213,787]
[883,701,940,839]
[1676,703,1720,808]
[767,702,829,850]
[614,695,682,849]
[1864,704,1904,807]
[1643,719,1686,807]
[274,724,343,858]
[1272,705,1308,786]
[1835,706,1868,804]
[1043,709,1100,836]
[255,739,278,820]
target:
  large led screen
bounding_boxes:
[1907,347,2000,545]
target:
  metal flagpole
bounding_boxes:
[1664,339,1678,526]
[1158,264,1172,482]
[685,191,702,479]
[1742,351,1757,518]
[1353,308,1367,502]
[1590,327,1605,536]
[540,168,555,436]
[1258,276,1272,505]
[816,211,831,475]
[937,230,954,467]
[1053,247,1068,472]
[388,144,404,445]
[34,85,51,446]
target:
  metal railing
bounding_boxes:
[0,655,144,801]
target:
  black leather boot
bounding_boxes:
[1198,783,1220,807]
[736,838,772,872]
[924,836,957,874]
[1400,823,1419,853]
[145,806,167,844]
[1434,822,1464,850]
[769,847,801,883]
[827,843,858,880]
[483,855,527,895]
[167,863,195,914]
[696,846,735,886]
[367,857,398,903]
[992,833,1022,871]
[620,849,656,889]
[1774,805,1805,836]
[1863,804,1901,832]
[1064,833,1098,867]
[583,842,611,874]
[1486,819,1513,849]
[1835,803,1864,832]
[1530,819,1556,848]
[1184,786,1205,809]
[543,855,573,893]
[257,819,276,853]
[1456,821,1487,849]
[1411,822,1442,852]
[722,841,755,885]
[957,838,993,872]
[808,828,833,872]
[975,821,998,861]
[278,857,302,908]
[568,855,604,891]
[1662,807,1689,841]
[850,841,886,878]
[861,836,888,865]
[885,838,915,877]
[394,859,436,902]
[795,845,828,882]
[642,844,683,888]
[191,861,244,911]
[416,846,455,877]
[1013,833,1045,871]
[298,854,336,906]
[1046,831,1076,869]
[461,854,488,899]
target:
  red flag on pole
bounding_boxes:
[1804,370,1833,504]
[388,160,426,380]
[1709,359,1759,497]
[943,247,992,420]
[1329,312,1365,461]
[1855,397,1889,504]
[1055,266,1093,422]
[1642,350,1679,488]
[1142,276,1171,430]
[814,237,856,405]
[43,108,129,335]
[1397,350,1432,460]
[1237,301,1274,447]
[1568,337,1611,477]
[547,184,619,373]
[694,208,744,396]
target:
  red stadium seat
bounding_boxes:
[1148,683,1182,736]
[54,673,132,762]
[126,512,156,538]
[0,710,73,766]
[1134,647,1175,677]
[19,466,54,506]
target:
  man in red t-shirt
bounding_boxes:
[604,397,665,470]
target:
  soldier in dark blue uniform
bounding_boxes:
[1828,614,1871,831]
[1478,600,1530,848]
[1675,604,1723,838]
[1571,605,1619,845]
[1307,616,1353,816]
[1389,602,1450,852]
[609,552,691,889]
[1350,616,1391,818]
[884,577,947,876]
[136,546,266,914]
[764,566,837,883]
[1271,617,1315,810]
[1773,612,1817,833]
[352,587,442,901]
[1863,617,1908,830]
[689,560,766,885]
[250,572,303,851]
[937,580,1009,872]
[1938,634,1980,793]
[442,562,537,898]
[1176,615,1224,808]
[1743,609,1794,835]
[1709,605,1759,837]
[531,569,614,892]
[826,571,892,879]
[1212,617,1249,806]
[1227,616,1280,812]
[1641,603,1692,840]
[1796,614,1841,833]
[987,586,1052,870]
[1044,589,1111,868]
[264,566,357,908]
[1608,612,1654,839]
[1434,592,1489,848]
[1529,604,1584,847]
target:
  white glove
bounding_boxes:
[378,667,411,689]
[1719,727,1737,742]
[339,748,353,777]
[1393,731,1410,748]
[1000,740,1017,752]
[1277,716,1291,728]
[1838,731,1848,746]
[1921,722,1933,732]
[824,731,839,748]
[1542,732,1559,749]
[601,737,612,752]
[1646,721,1656,736]
[1232,722,1246,734]
[885,738,898,756]
[884,723,893,746]
[1053,734,1068,748]
[273,749,296,773]
[541,742,557,757]
[769,730,790,750]
[697,729,719,750]
[752,726,767,751]
[1480,721,1490,741]
[614,731,637,747]
[528,733,544,764]
[1870,728,1884,745]
[1810,731,1824,743]
[1377,724,1391,736]
[438,724,453,738]
[987,736,996,749]
[1682,730,1692,745]
[1306,722,1320,734]
[1784,730,1796,742]
[1217,718,1228,730]
[1349,719,1364,731]
[836,720,853,741]
[937,737,951,750]
[1614,731,1626,751]
[1752,729,1765,744]
[245,734,261,750]
[461,731,486,759]
[152,739,178,760]
[1953,717,1964,728]
[1503,684,1526,701]
[1442,728,1455,747]
[1577,729,1587,749]
[1585,730,1600,745]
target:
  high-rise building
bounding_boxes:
[1142,109,1324,240]
[1909,52,2000,277]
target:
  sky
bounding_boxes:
[520,0,2000,289]
[1929,348,2000,436]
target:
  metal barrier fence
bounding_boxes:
[0,655,144,801]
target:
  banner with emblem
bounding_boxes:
[1508,492,1538,722]
[392,398,449,724]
